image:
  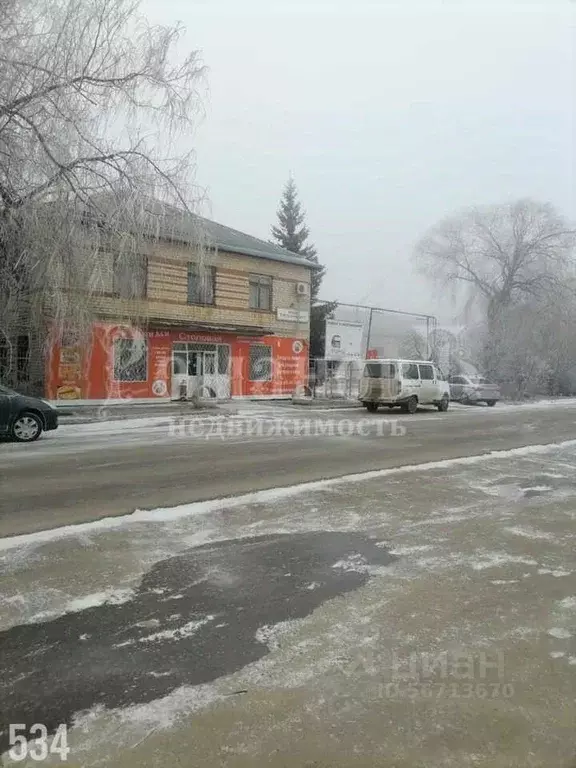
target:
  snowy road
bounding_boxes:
[2,400,576,537]
[1,430,575,767]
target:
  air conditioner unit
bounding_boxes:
[296,282,309,296]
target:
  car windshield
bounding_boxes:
[470,376,492,385]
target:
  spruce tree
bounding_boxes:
[271,177,336,358]
[271,177,325,300]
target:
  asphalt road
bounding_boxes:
[1,402,576,537]
[1,415,575,767]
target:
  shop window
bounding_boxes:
[218,345,230,375]
[188,264,215,305]
[249,274,272,310]
[249,344,272,381]
[112,255,147,299]
[113,338,148,381]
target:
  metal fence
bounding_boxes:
[308,359,363,400]
[307,302,439,401]
[317,301,437,360]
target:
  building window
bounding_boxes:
[0,336,10,379]
[16,335,29,380]
[112,255,147,299]
[249,274,272,310]
[113,338,148,382]
[249,344,272,381]
[187,264,215,305]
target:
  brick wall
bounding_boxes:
[91,241,312,340]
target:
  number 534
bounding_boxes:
[8,723,69,762]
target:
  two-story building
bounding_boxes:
[45,202,313,404]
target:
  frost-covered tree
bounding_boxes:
[0,0,205,391]
[415,200,574,316]
[414,199,575,385]
[398,330,427,360]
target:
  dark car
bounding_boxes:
[448,374,501,406]
[0,384,59,442]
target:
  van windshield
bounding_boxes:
[364,363,396,378]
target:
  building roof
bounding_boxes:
[197,216,314,269]
[85,196,315,269]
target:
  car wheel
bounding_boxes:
[437,396,449,412]
[405,396,418,414]
[11,412,43,442]
[486,400,496,407]
[365,402,379,413]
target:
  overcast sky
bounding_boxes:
[143,0,573,322]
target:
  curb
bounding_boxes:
[56,404,226,425]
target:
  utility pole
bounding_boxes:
[364,308,373,358]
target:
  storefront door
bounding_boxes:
[172,343,230,399]
[188,349,217,397]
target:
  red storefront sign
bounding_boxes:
[46,323,308,400]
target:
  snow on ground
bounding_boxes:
[114,616,216,648]
[1,436,575,765]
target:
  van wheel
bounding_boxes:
[402,396,418,414]
[11,412,43,442]
[365,402,379,413]
[486,400,496,407]
[437,396,449,412]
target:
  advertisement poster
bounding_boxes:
[150,345,171,397]
[325,320,364,361]
[56,346,84,400]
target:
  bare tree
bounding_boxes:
[0,0,206,391]
[398,330,427,360]
[415,199,574,312]
[414,199,575,379]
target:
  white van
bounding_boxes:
[359,359,450,413]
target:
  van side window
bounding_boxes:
[364,363,395,378]
[419,364,434,381]
[402,363,419,380]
